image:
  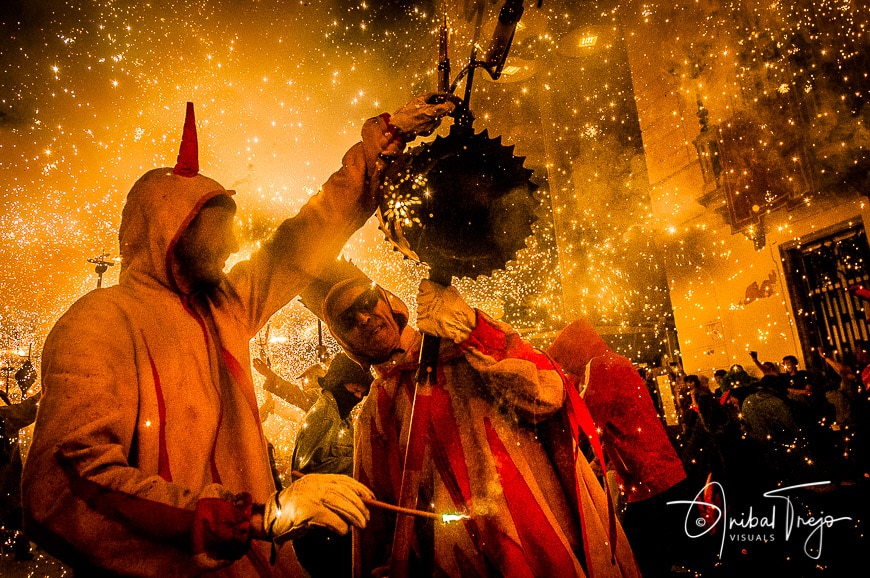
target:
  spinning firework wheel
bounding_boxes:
[377,129,539,281]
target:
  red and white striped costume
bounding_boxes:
[353,312,640,578]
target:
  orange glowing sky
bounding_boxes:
[1,1,593,375]
[0,0,572,472]
[4,0,864,379]
[1,1,456,362]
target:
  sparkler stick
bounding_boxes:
[289,471,466,523]
[365,498,441,521]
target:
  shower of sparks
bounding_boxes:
[384,190,423,226]
[0,1,688,378]
[1,0,867,497]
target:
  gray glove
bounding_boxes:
[416,279,477,343]
[390,93,456,140]
[263,474,374,543]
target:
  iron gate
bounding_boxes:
[782,221,870,372]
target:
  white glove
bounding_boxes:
[416,279,477,343]
[390,93,456,140]
[263,474,374,543]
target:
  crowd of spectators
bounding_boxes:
[660,347,869,495]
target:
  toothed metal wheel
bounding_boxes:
[376,129,539,280]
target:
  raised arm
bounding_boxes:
[253,358,317,412]
[226,96,456,335]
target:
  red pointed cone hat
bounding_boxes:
[173,102,199,177]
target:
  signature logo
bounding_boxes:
[668,481,852,560]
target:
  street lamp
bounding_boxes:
[87,253,115,288]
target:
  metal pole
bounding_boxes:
[389,269,451,578]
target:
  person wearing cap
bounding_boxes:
[289,352,374,578]
[21,94,454,578]
[307,268,640,578]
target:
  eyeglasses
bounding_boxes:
[335,285,382,333]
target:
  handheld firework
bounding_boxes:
[288,471,468,524]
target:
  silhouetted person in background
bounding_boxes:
[290,352,374,578]
[0,360,41,561]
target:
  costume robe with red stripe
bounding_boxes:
[547,320,686,502]
[21,116,392,577]
[352,313,640,578]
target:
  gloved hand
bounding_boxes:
[263,474,374,544]
[389,93,457,141]
[416,279,477,343]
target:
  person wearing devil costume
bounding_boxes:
[21,95,454,578]
[302,264,640,578]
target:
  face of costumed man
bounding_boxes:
[326,280,403,364]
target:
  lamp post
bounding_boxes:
[87,254,115,288]
[1,363,13,398]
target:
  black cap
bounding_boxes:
[318,352,374,392]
